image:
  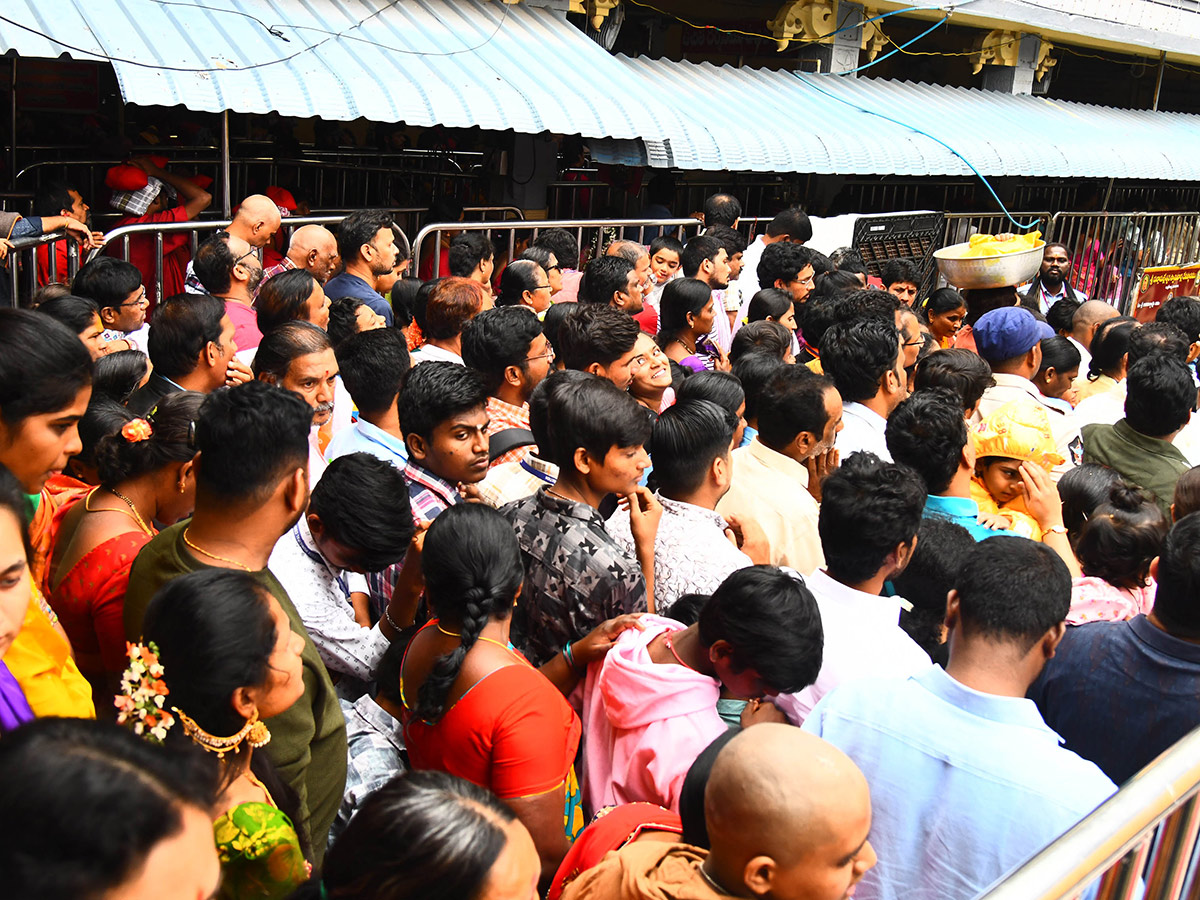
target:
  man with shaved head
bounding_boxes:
[185,193,282,292]
[561,724,877,900]
[258,224,340,295]
[1068,299,1119,373]
[803,537,1115,900]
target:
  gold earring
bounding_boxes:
[178,481,186,494]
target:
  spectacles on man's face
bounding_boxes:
[546,265,562,273]
[535,283,552,292]
[525,346,556,363]
[120,287,149,308]
[233,248,260,268]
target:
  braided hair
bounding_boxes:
[413,504,525,722]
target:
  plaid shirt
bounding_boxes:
[501,488,646,666]
[255,255,296,300]
[402,460,460,525]
[332,694,406,846]
[485,396,534,468]
[477,454,557,508]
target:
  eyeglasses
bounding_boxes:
[119,288,149,307]
[903,338,924,347]
[233,248,260,267]
[535,283,552,292]
[546,265,562,273]
[525,346,556,363]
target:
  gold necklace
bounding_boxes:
[183,528,253,572]
[436,623,461,637]
[83,488,154,536]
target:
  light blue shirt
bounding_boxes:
[325,417,408,469]
[803,666,1115,900]
[922,494,1014,542]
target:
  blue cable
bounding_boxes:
[793,73,1038,231]
[821,13,950,77]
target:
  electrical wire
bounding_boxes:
[792,72,1037,230]
[821,13,949,76]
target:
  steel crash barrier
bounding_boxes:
[973,724,1200,900]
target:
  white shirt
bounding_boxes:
[410,343,464,366]
[838,402,892,462]
[104,322,150,354]
[268,516,384,695]
[1067,336,1092,375]
[1073,382,1126,432]
[606,494,752,615]
[728,235,770,332]
[778,568,931,725]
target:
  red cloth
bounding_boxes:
[401,621,581,799]
[548,803,682,900]
[418,247,452,281]
[41,492,153,676]
[632,305,658,336]
[109,206,191,311]
[35,239,71,286]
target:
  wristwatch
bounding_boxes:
[1045,525,1068,535]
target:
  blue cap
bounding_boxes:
[973,307,1054,361]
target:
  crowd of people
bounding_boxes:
[3,184,1200,900]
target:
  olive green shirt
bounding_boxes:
[1081,419,1190,520]
[124,521,347,867]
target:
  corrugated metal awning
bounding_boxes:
[596,56,1200,181]
[0,0,684,143]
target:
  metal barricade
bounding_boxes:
[973,724,1200,900]
[943,212,1051,246]
[1047,212,1200,314]
[4,230,82,307]
[412,218,704,279]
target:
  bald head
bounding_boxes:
[287,225,340,284]
[231,194,283,248]
[1072,299,1119,347]
[705,725,875,899]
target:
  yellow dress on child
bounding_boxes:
[970,478,1044,541]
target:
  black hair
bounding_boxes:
[675,371,745,418]
[880,258,920,288]
[729,320,790,364]
[423,278,485,340]
[32,180,76,217]
[703,193,742,228]
[193,381,311,502]
[414,504,526,721]
[93,390,202,488]
[1046,297,1081,336]
[757,242,816,289]
[533,228,580,270]
[913,348,993,413]
[540,301,575,364]
[704,224,747,258]
[1155,513,1200,639]
[310,453,415,571]
[765,207,812,241]
[1086,316,1137,381]
[811,269,863,305]
[1057,463,1125,547]
[496,259,544,307]
[746,288,794,324]
[256,269,321,335]
[91,349,150,405]
[1173,467,1200,522]
[337,209,395,264]
[1075,482,1167,590]
[528,370,591,463]
[252,321,333,383]
[0,462,31,559]
[328,296,368,349]
[517,245,556,274]
[389,277,421,329]
[142,570,308,859]
[666,593,710,626]
[1036,336,1082,377]
[0,717,218,900]
[921,286,966,318]
[1125,354,1195,438]
[1157,297,1200,344]
[335,327,410,417]
[72,257,143,311]
[679,729,737,849]
[731,352,786,423]
[819,452,926,585]
[412,278,441,334]
[313,771,518,900]
[680,235,723,279]
[545,372,652,474]
[557,304,641,371]
[460,306,544,395]
[649,234,685,258]
[397,361,487,443]
[192,232,239,296]
[756,366,831,450]
[447,232,493,278]
[886,388,967,495]
[821,318,901,404]
[74,396,133,478]
[796,294,841,352]
[891,516,974,666]
[834,288,897,323]
[147,293,227,380]
[698,566,823,693]
[0,308,92,427]
[374,639,405,707]
[35,293,100,335]
[953,537,1070,651]
[657,278,714,346]
[580,255,634,305]
[1128,321,1190,368]
[649,400,737,497]
[962,285,1019,326]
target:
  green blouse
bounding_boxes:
[214,801,310,900]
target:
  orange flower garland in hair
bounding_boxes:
[115,641,175,743]
[121,418,153,442]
